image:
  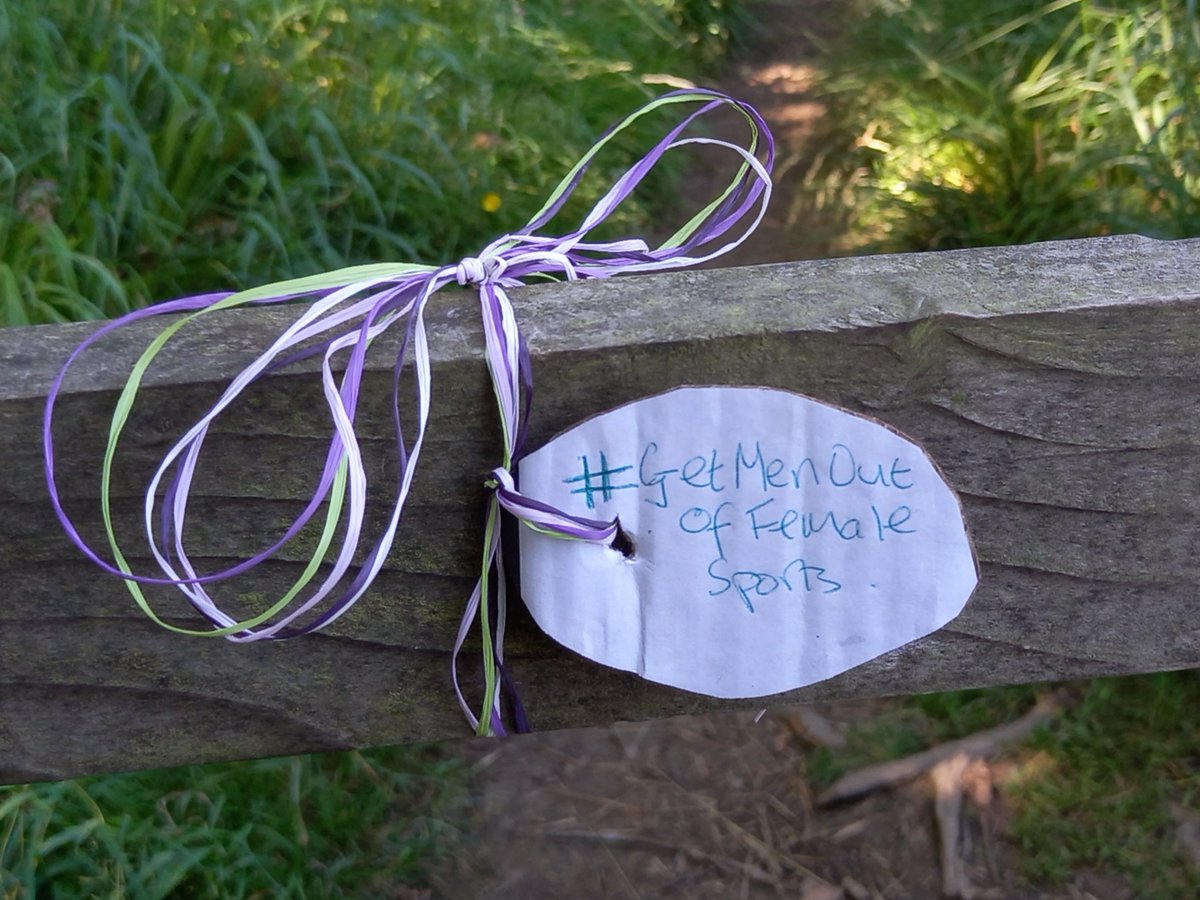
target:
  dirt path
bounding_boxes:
[683,0,846,268]
[421,8,1114,899]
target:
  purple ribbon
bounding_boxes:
[43,88,774,735]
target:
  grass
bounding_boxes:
[1011,673,1200,898]
[0,0,745,325]
[0,744,466,897]
[802,0,1200,252]
[808,674,1200,899]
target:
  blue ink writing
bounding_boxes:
[871,504,915,540]
[790,456,821,488]
[707,556,842,613]
[734,441,789,491]
[558,437,922,599]
[679,502,735,561]
[680,450,725,494]
[638,442,677,509]
[562,452,636,510]
[828,443,913,491]
[745,498,865,542]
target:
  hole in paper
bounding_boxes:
[609,521,636,559]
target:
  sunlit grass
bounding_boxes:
[803,0,1200,252]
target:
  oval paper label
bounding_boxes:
[517,386,978,698]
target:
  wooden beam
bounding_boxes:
[3,234,1199,783]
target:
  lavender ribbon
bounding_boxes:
[43,88,774,736]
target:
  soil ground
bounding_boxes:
[430,705,1079,899]
[422,6,1133,899]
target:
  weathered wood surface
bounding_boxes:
[3,234,1200,783]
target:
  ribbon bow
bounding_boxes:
[44,88,774,736]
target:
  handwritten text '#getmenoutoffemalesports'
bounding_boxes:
[559,439,921,612]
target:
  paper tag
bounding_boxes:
[517,386,978,698]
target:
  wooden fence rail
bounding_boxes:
[3,233,1199,784]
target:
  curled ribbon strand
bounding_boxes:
[43,88,774,736]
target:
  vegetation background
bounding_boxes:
[804,0,1200,252]
[0,0,741,325]
[2,0,1198,896]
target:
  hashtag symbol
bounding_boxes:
[562,452,637,510]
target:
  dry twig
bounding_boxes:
[816,693,1062,806]
[931,753,973,899]
[786,706,847,749]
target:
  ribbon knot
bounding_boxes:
[44,88,773,740]
[454,254,505,286]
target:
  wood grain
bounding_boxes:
[3,234,1199,782]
